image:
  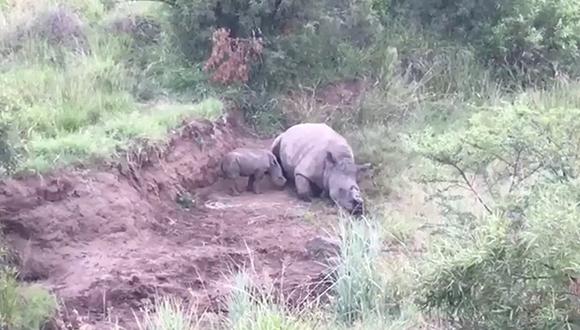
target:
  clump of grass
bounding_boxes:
[330,217,388,324]
[330,306,422,330]
[135,269,317,330]
[0,268,57,330]
[134,295,203,330]
[323,216,424,329]
[226,272,313,330]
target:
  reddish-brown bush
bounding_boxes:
[203,28,264,85]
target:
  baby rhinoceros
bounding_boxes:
[220,148,287,195]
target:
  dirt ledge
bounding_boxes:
[0,111,337,328]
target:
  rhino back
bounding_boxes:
[230,148,270,176]
[277,123,354,187]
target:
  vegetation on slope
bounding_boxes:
[0,0,223,175]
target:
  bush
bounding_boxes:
[162,0,383,91]
[0,260,56,329]
[204,28,264,85]
[163,0,311,62]
[411,93,580,328]
[417,183,580,329]
[381,0,580,82]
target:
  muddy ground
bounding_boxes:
[0,111,345,329]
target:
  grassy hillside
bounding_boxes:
[1,0,579,329]
[0,0,223,174]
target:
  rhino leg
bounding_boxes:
[247,175,255,192]
[311,184,323,197]
[248,172,265,194]
[228,178,241,196]
[295,174,313,202]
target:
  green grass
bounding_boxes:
[331,218,387,324]
[0,1,224,174]
[0,231,55,329]
[21,98,223,172]
[0,268,57,329]
[134,295,204,330]
[226,272,313,330]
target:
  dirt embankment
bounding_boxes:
[0,112,338,328]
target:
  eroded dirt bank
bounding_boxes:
[0,112,338,328]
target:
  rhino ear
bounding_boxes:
[325,151,337,166]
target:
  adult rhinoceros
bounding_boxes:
[271,123,370,215]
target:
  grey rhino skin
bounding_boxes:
[220,148,287,195]
[271,123,370,215]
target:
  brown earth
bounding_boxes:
[0,112,339,329]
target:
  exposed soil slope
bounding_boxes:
[0,113,337,328]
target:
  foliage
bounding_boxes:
[226,272,311,330]
[0,124,19,176]
[417,184,580,329]
[163,0,383,88]
[204,28,264,85]
[0,210,55,330]
[380,0,580,82]
[411,98,580,328]
[162,0,310,62]
[0,2,225,173]
[0,266,56,329]
[413,102,580,214]
[331,218,404,324]
[134,295,202,330]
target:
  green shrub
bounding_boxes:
[380,0,580,82]
[164,0,311,62]
[0,266,56,329]
[417,183,580,329]
[411,91,580,328]
[0,231,55,329]
[162,0,383,90]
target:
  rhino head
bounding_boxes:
[268,155,287,187]
[323,152,371,216]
